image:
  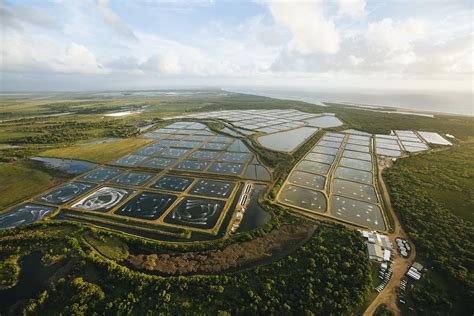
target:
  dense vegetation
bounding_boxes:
[384,141,474,314]
[1,91,473,314]
[0,222,372,315]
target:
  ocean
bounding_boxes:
[231,89,473,116]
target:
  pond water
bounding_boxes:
[375,148,401,157]
[339,157,373,171]
[151,175,194,192]
[330,196,385,230]
[189,179,235,198]
[342,150,372,161]
[163,197,225,229]
[305,115,343,128]
[332,179,378,203]
[237,184,271,233]
[79,167,124,182]
[296,160,331,175]
[305,152,335,164]
[31,157,97,175]
[417,131,452,145]
[334,167,373,185]
[208,162,244,175]
[257,127,318,152]
[115,192,177,220]
[288,171,326,190]
[344,144,370,153]
[0,251,68,311]
[0,203,56,230]
[279,184,326,213]
[36,182,97,205]
[113,171,156,186]
[72,187,134,213]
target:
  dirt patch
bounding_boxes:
[128,223,315,275]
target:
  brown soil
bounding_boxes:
[128,223,315,275]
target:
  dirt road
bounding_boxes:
[363,162,417,316]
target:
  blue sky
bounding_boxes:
[1,0,472,91]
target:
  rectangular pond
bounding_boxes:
[150,175,194,192]
[163,197,226,230]
[305,152,335,164]
[36,182,97,205]
[208,162,244,175]
[139,157,177,169]
[330,196,385,230]
[339,157,373,171]
[417,131,452,145]
[79,167,124,182]
[334,167,373,185]
[189,179,235,198]
[296,160,331,175]
[288,171,326,190]
[112,171,156,186]
[278,184,326,213]
[72,187,133,212]
[257,127,319,152]
[332,179,378,203]
[0,203,56,230]
[342,150,372,161]
[114,191,177,220]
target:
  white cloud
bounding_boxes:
[96,0,136,40]
[1,27,106,74]
[259,0,340,54]
[365,18,426,55]
[337,0,367,19]
[349,54,364,66]
[142,52,181,75]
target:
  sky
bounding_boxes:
[0,0,473,92]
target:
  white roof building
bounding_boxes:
[368,244,384,262]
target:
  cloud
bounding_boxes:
[142,52,182,75]
[0,2,60,30]
[365,18,426,55]
[96,0,136,40]
[258,0,340,55]
[337,0,367,19]
[1,27,106,74]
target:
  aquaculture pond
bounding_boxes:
[237,185,270,233]
[31,157,97,175]
[330,196,385,230]
[114,192,177,220]
[279,184,326,213]
[0,203,56,230]
[36,182,97,205]
[257,127,318,152]
[305,115,343,128]
[163,197,226,229]
[288,171,326,190]
[72,187,134,212]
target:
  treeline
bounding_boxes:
[11,121,139,144]
[384,144,474,313]
[2,222,372,315]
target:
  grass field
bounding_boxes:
[39,138,155,164]
[0,161,64,211]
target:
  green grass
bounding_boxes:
[0,161,62,211]
[39,138,154,164]
[83,233,129,260]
